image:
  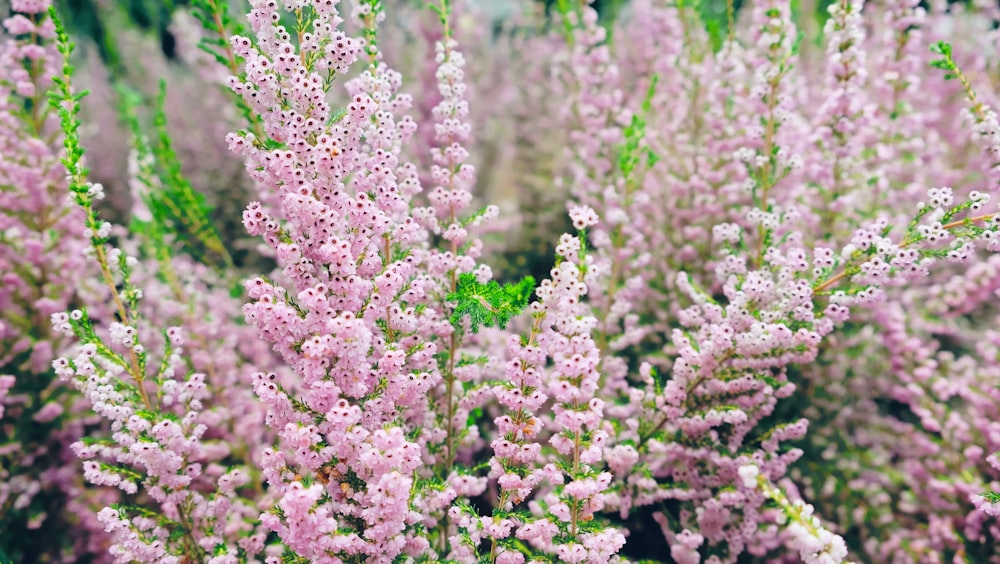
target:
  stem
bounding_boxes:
[383,235,396,342]
[177,501,207,562]
[943,212,996,230]
[207,0,265,141]
[27,12,48,135]
[814,212,997,293]
[821,0,859,229]
[814,269,849,294]
[755,78,780,268]
[435,7,464,552]
[872,16,918,216]
[638,373,708,448]
[439,4,463,476]
[93,244,153,411]
[726,0,735,43]
[570,428,582,537]
[48,6,153,411]
[445,330,457,466]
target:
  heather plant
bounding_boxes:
[6,0,1000,562]
[0,2,116,560]
[225,0,508,557]
[1,5,286,561]
[40,0,267,256]
[551,0,1000,560]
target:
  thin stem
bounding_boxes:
[814,212,997,293]
[755,79,780,268]
[207,0,265,141]
[93,244,152,411]
[726,0,735,43]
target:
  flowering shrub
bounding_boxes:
[0,3,115,560]
[4,0,1000,562]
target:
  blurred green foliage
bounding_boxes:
[118,81,235,272]
[53,0,178,76]
[50,0,738,69]
[48,0,988,70]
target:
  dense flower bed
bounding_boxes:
[3,0,1000,562]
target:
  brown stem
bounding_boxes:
[815,212,997,293]
[93,243,153,411]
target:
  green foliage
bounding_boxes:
[553,0,582,44]
[190,0,248,65]
[428,0,453,27]
[51,0,125,77]
[447,273,536,333]
[929,41,957,80]
[189,0,268,134]
[357,0,386,62]
[46,8,98,243]
[617,74,660,178]
[119,81,233,270]
[676,0,728,53]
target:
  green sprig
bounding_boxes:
[929,41,955,80]
[119,82,233,269]
[447,274,536,333]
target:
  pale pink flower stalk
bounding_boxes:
[550,11,673,497]
[739,0,804,267]
[477,206,624,562]
[422,4,507,530]
[51,139,273,564]
[740,464,852,564]
[417,13,499,478]
[618,0,742,303]
[533,206,624,560]
[558,3,653,363]
[228,0,469,558]
[414,4,502,550]
[481,316,547,560]
[810,0,873,229]
[865,0,932,214]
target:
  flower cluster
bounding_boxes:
[5,0,1000,562]
[227,0,488,558]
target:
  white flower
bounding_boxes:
[738,464,760,488]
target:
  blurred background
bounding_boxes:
[44,0,746,76]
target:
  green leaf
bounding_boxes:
[447,273,535,333]
[641,74,659,114]
[466,406,482,428]
[929,41,951,56]
[983,491,1000,504]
